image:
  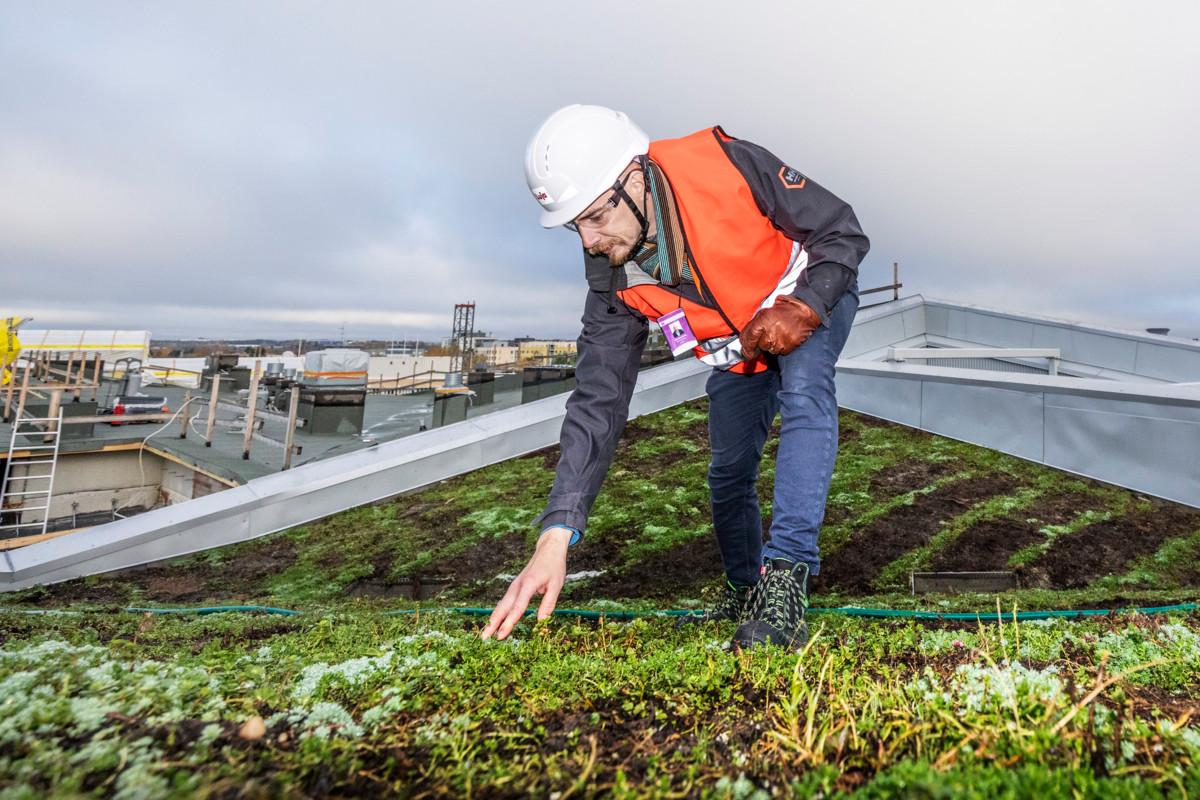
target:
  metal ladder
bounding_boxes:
[0,409,63,539]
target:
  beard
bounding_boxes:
[589,239,632,266]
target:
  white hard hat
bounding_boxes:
[524,104,650,228]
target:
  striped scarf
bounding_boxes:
[634,161,693,286]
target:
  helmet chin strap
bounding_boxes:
[612,155,650,262]
[603,155,651,316]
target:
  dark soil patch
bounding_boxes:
[431,531,531,601]
[1034,504,1200,588]
[390,497,466,534]
[445,531,529,582]
[292,694,763,797]
[393,500,447,521]
[618,418,662,447]
[1022,492,1104,527]
[345,550,404,598]
[349,531,531,600]
[815,474,1019,595]
[144,573,209,602]
[535,445,560,471]
[23,534,299,608]
[930,492,1096,574]
[566,532,725,601]
[928,518,1043,574]
[531,696,760,786]
[16,579,131,608]
[214,536,299,587]
[563,532,625,575]
[179,618,305,653]
[870,458,959,497]
[1124,684,1200,724]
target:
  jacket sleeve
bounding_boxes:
[722,138,870,323]
[533,262,648,538]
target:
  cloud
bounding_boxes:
[1,1,1197,340]
[0,140,232,264]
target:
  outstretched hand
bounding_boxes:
[480,527,571,640]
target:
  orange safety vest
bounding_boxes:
[616,127,797,374]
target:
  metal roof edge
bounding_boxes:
[837,359,1200,405]
[920,296,1200,351]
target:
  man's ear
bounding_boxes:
[625,162,646,193]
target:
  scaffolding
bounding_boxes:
[450,303,476,375]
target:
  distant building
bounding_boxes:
[368,355,455,386]
[439,330,494,351]
[517,340,577,364]
[477,344,521,366]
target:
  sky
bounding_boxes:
[2,1,1198,342]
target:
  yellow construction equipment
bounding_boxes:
[2,316,26,387]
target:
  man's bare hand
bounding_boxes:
[480,527,571,640]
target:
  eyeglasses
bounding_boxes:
[564,169,638,233]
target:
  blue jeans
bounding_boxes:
[705,286,859,587]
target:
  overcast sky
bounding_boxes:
[3,1,1198,342]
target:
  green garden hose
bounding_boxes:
[103,601,1199,622]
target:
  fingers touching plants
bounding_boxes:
[481,528,571,641]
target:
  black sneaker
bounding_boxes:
[731,558,810,650]
[675,580,754,626]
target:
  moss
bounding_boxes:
[1,609,1197,796]
[13,402,1200,612]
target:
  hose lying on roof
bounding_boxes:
[7,601,1189,622]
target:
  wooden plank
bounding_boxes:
[14,361,31,422]
[44,390,61,444]
[179,391,191,439]
[242,362,261,460]
[282,387,300,470]
[204,374,220,446]
[91,354,102,402]
[2,356,16,421]
[911,571,1017,594]
[0,527,80,550]
[142,445,240,488]
[55,413,176,424]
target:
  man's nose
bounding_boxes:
[579,228,601,250]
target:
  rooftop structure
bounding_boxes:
[1,293,1196,590]
[838,296,1200,508]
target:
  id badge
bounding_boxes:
[656,309,699,357]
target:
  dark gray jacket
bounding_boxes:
[534,136,870,537]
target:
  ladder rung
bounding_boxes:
[3,490,51,496]
[15,417,61,423]
[10,459,56,465]
[0,523,48,531]
[6,475,53,480]
[8,445,58,450]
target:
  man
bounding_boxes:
[482,105,869,649]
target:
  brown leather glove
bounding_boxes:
[739,295,822,360]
